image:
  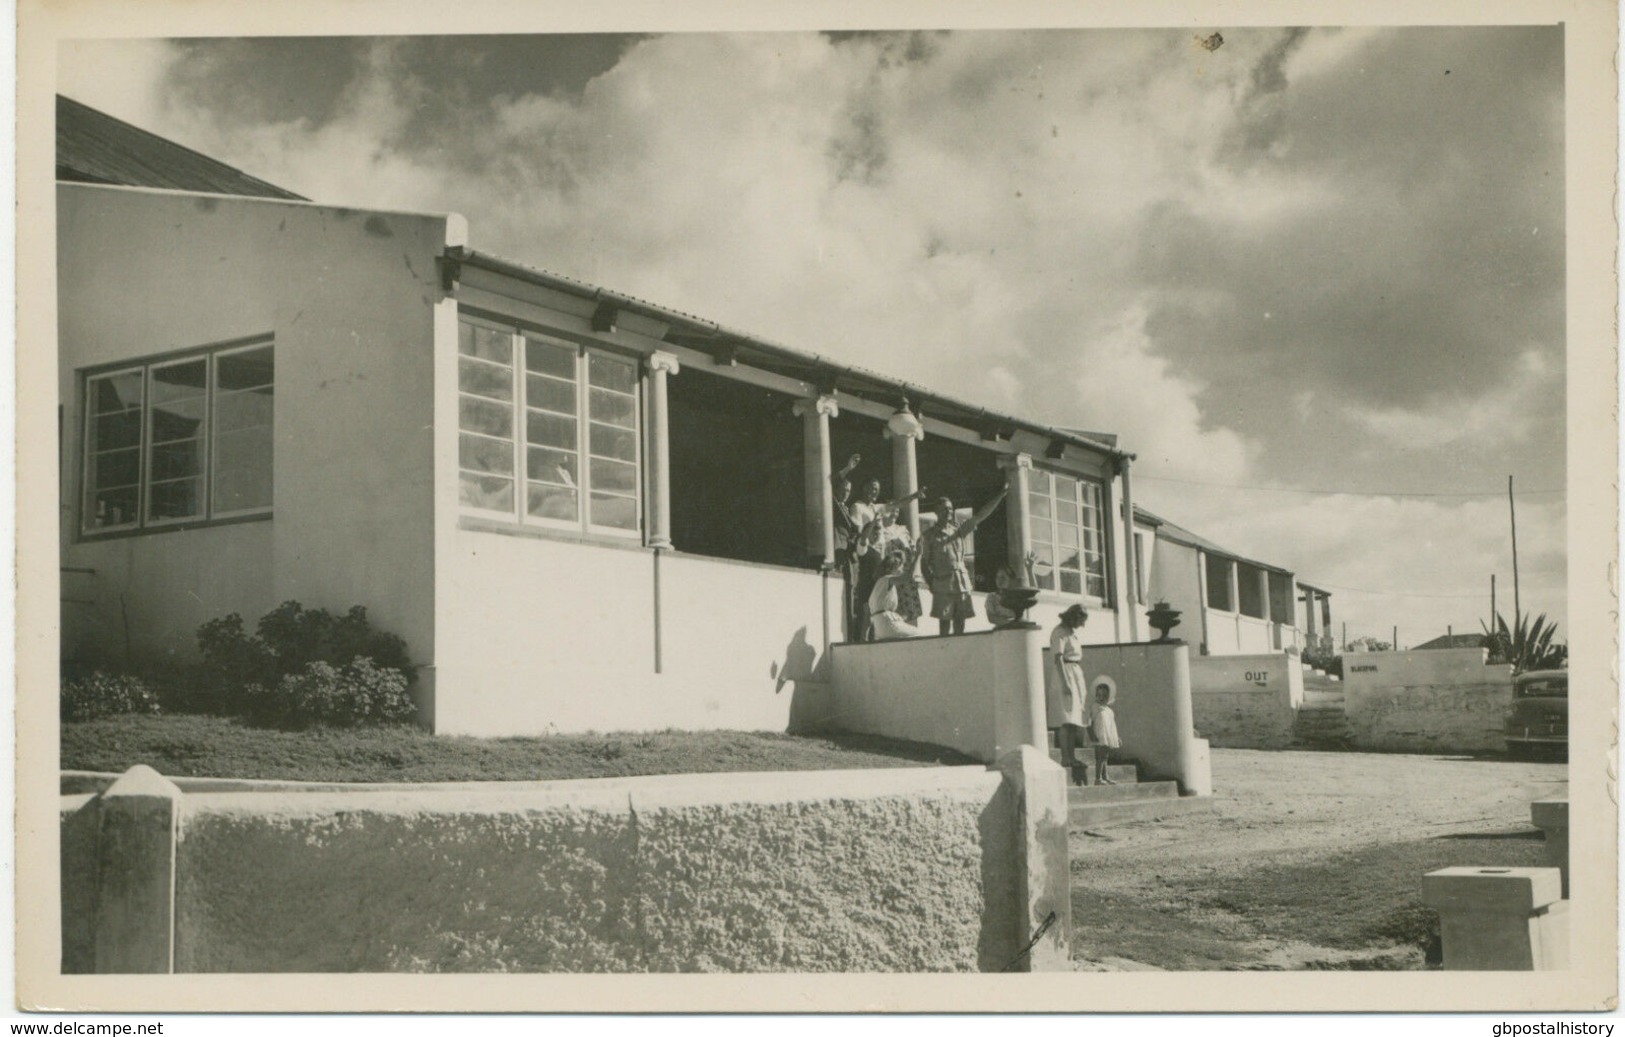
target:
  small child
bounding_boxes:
[985,567,1018,627]
[1090,680,1121,785]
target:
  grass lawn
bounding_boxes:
[1073,830,1547,969]
[61,713,978,783]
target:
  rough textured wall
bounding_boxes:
[60,796,100,973]
[1341,649,1513,752]
[168,768,1011,972]
[1343,682,1512,752]
[1192,690,1297,748]
[1190,654,1301,749]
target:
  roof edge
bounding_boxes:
[448,246,1137,463]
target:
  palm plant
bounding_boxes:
[1481,611,1567,673]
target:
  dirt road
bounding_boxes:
[1070,748,1569,970]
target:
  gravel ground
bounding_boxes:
[1070,748,1568,970]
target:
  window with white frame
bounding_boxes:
[457,316,641,535]
[81,340,274,535]
[1027,470,1108,600]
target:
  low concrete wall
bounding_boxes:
[1341,649,1513,752]
[63,757,1071,974]
[820,626,1047,765]
[1189,652,1303,749]
[1077,642,1211,796]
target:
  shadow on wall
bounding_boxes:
[776,625,836,736]
[772,626,820,694]
[977,777,1021,971]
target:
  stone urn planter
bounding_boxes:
[996,584,1041,626]
[1147,600,1183,642]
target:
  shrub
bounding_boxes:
[62,671,161,723]
[246,657,416,729]
[196,601,416,718]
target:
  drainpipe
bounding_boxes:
[1119,457,1141,641]
[646,351,680,673]
[1195,550,1212,654]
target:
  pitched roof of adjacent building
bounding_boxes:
[1132,503,1303,581]
[57,94,306,201]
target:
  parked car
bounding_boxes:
[1505,669,1567,758]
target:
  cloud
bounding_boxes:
[1341,348,1559,448]
[56,28,1568,643]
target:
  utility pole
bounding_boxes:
[1508,476,1521,625]
[1393,625,1398,652]
[1491,574,1497,629]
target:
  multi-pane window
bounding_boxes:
[82,341,274,535]
[1028,470,1108,600]
[457,317,641,536]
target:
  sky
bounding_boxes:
[58,26,1569,646]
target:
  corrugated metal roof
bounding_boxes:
[449,247,1137,463]
[57,95,306,201]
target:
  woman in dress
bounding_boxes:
[1048,604,1091,781]
[850,478,927,641]
[867,544,924,640]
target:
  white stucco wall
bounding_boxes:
[1189,652,1303,749]
[1076,642,1211,795]
[433,529,836,735]
[58,183,460,673]
[821,626,1047,763]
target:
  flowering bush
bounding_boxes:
[198,601,416,724]
[247,657,416,729]
[61,671,162,723]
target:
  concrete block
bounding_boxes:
[996,745,1072,971]
[1424,866,1567,970]
[1530,799,1569,898]
[94,766,182,974]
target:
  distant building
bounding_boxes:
[1132,505,1332,656]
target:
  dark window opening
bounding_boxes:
[1204,554,1232,611]
[916,433,1006,593]
[669,369,808,568]
[828,409,891,505]
[1268,572,1295,624]
[1237,562,1266,619]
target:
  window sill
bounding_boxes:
[457,514,650,553]
[1031,588,1114,611]
[75,511,272,544]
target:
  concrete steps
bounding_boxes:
[1068,781,1213,828]
[1293,704,1354,747]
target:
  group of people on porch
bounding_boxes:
[831,452,1007,643]
[831,452,1121,781]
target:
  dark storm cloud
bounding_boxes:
[1136,27,1563,424]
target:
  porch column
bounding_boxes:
[792,394,840,565]
[1257,567,1272,623]
[997,452,1034,580]
[1302,586,1319,644]
[1118,456,1142,641]
[885,409,925,540]
[645,351,680,549]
